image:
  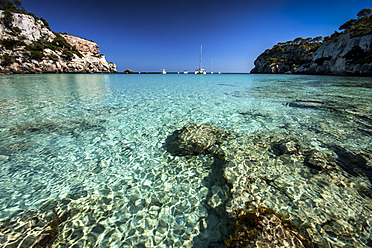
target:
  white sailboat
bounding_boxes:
[195,44,206,74]
[211,59,214,74]
[161,69,166,74]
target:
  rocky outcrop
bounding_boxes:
[0,10,116,74]
[250,42,318,74]
[295,33,372,75]
[61,33,99,55]
[0,11,53,42]
[251,9,372,76]
[251,34,372,76]
[165,123,223,156]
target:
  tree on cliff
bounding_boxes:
[357,8,372,18]
[0,0,24,12]
[338,8,372,37]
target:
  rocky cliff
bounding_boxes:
[250,38,322,74]
[295,33,372,75]
[0,10,116,74]
[251,9,372,76]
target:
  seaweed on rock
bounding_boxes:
[0,207,70,248]
[225,204,312,248]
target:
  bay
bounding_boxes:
[0,74,371,247]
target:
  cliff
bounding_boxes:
[251,9,372,76]
[295,33,372,75]
[0,10,116,74]
[250,37,322,74]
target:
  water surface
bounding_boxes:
[0,74,371,247]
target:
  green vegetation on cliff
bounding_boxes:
[251,8,372,75]
[0,0,117,73]
[251,36,323,73]
[1,1,83,62]
[1,0,50,29]
[324,8,372,41]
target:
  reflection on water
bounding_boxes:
[0,74,371,247]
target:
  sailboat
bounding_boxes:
[211,59,214,74]
[195,44,206,74]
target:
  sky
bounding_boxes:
[21,0,371,73]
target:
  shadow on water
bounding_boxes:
[331,145,372,184]
[163,127,234,247]
[191,155,234,248]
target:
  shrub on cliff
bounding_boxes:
[1,8,13,29]
[1,0,51,31]
[0,53,14,65]
[39,16,50,29]
[255,36,323,72]
[24,41,45,60]
[0,38,24,49]
[52,34,71,49]
[61,50,74,60]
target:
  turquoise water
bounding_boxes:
[0,74,371,247]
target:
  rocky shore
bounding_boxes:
[0,10,116,74]
[251,9,372,76]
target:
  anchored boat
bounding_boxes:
[195,44,206,74]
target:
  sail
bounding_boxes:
[199,44,202,70]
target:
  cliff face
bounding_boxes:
[0,10,116,74]
[61,34,99,55]
[250,43,318,74]
[295,34,372,75]
[251,34,372,76]
[251,9,372,76]
[0,11,53,42]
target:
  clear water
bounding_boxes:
[0,74,371,247]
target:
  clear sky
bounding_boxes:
[21,0,371,73]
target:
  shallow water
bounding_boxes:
[0,74,371,247]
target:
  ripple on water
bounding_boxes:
[0,74,371,247]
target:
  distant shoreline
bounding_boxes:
[1,72,372,77]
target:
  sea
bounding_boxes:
[0,73,371,247]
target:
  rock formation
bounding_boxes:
[295,33,372,75]
[250,38,321,74]
[60,33,99,55]
[165,123,223,156]
[251,9,372,76]
[0,10,116,74]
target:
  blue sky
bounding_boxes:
[21,0,371,73]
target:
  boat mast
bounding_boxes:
[199,44,202,70]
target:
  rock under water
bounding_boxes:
[165,123,223,156]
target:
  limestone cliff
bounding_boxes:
[0,10,116,74]
[61,34,99,55]
[295,33,372,75]
[250,38,322,74]
[251,9,372,76]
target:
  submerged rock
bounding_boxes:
[0,202,70,248]
[332,145,372,182]
[304,149,338,173]
[225,205,312,248]
[165,123,224,156]
[287,99,330,110]
[271,139,301,156]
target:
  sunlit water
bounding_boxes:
[0,74,371,247]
